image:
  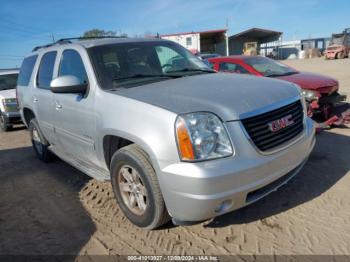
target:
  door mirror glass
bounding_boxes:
[50,75,87,94]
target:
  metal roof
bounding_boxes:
[229,28,282,39]
[0,68,19,75]
[161,29,227,37]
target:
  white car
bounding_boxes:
[0,69,21,131]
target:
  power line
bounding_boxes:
[0,57,23,61]
[0,17,52,34]
[0,54,24,57]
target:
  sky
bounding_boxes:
[0,0,349,68]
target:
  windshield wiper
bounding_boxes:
[266,71,298,77]
[166,68,216,74]
[112,74,180,82]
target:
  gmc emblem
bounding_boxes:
[268,114,294,133]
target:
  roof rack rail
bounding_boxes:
[32,36,127,52]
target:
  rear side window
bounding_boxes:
[59,49,88,84]
[37,51,57,89]
[18,55,38,86]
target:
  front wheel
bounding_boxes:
[28,118,54,162]
[336,52,345,59]
[110,144,170,229]
[0,113,11,132]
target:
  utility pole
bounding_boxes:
[225,17,229,56]
[51,32,55,43]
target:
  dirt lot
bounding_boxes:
[0,58,349,256]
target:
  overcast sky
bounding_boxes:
[0,0,348,68]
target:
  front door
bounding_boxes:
[53,49,98,166]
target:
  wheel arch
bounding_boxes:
[101,131,159,173]
[22,107,36,127]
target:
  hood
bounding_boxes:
[0,89,16,99]
[114,73,300,121]
[276,72,338,93]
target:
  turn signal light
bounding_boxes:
[175,118,195,161]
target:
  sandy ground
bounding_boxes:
[0,58,349,257]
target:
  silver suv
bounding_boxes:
[17,37,315,229]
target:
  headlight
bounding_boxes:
[175,112,233,161]
[2,98,16,104]
[300,90,318,101]
[2,98,18,112]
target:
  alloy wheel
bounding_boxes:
[118,165,148,215]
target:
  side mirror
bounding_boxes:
[50,75,87,94]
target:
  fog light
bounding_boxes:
[215,199,233,213]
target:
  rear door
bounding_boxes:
[33,51,57,144]
[53,48,98,165]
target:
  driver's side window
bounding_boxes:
[59,49,88,84]
[155,46,185,72]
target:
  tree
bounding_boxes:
[82,29,128,38]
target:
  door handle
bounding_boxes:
[55,102,62,110]
[33,97,38,103]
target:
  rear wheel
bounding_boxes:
[110,144,170,229]
[29,118,54,162]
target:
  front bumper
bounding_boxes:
[160,117,315,222]
[2,111,22,124]
[325,51,338,59]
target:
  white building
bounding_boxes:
[160,29,229,56]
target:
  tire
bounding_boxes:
[110,144,170,229]
[336,52,345,59]
[0,112,11,132]
[28,118,54,162]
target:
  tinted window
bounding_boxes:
[37,51,57,89]
[59,50,88,84]
[88,41,209,89]
[0,74,18,91]
[18,55,37,86]
[219,62,249,74]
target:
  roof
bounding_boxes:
[76,37,167,48]
[0,68,19,75]
[30,37,169,54]
[229,28,282,39]
[207,55,265,61]
[161,29,227,37]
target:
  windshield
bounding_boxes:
[0,73,18,91]
[88,41,212,89]
[244,57,298,77]
[330,36,343,45]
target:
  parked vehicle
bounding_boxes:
[196,53,221,60]
[17,37,315,229]
[195,53,221,67]
[208,56,349,127]
[0,69,21,131]
[324,28,350,60]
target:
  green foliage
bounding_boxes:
[82,29,128,38]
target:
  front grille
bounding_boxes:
[242,100,304,151]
